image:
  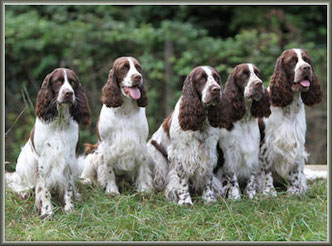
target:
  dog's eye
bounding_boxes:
[242,71,249,77]
[291,57,297,64]
[303,57,310,63]
[69,80,75,86]
[201,74,207,82]
[214,75,220,83]
[122,64,129,70]
[255,71,262,79]
[55,80,63,86]
[135,65,141,72]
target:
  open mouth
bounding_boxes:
[123,86,141,100]
[298,76,311,89]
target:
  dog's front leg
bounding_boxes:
[35,180,53,219]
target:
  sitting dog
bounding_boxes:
[6,68,91,218]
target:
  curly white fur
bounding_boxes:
[6,106,80,218]
[258,92,308,195]
[80,97,152,193]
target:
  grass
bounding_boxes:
[5,179,327,242]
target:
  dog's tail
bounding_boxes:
[151,140,168,160]
[84,143,98,154]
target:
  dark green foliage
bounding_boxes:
[5,5,327,169]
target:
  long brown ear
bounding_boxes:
[224,71,245,122]
[101,69,123,107]
[270,55,293,107]
[301,67,323,106]
[207,95,222,128]
[179,74,206,131]
[35,71,56,121]
[71,80,91,127]
[136,84,149,107]
[251,87,271,118]
[207,96,234,130]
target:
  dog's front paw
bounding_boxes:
[246,188,257,200]
[40,205,53,220]
[64,203,74,213]
[178,194,193,206]
[263,186,277,197]
[153,176,166,191]
[228,186,241,199]
[137,183,153,193]
[105,183,120,195]
[203,190,217,204]
[287,185,300,195]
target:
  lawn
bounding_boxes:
[4,179,327,242]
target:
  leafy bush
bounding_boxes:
[5,5,327,169]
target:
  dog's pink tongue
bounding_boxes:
[128,87,141,100]
[300,80,310,87]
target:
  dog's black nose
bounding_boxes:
[253,80,263,86]
[133,74,142,82]
[212,86,220,93]
[65,91,73,97]
[302,64,311,72]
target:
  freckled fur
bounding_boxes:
[258,48,322,196]
[148,66,227,204]
[6,68,89,218]
[215,64,270,199]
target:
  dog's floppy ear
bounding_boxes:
[36,70,57,121]
[269,54,294,107]
[223,69,246,122]
[251,87,271,118]
[101,69,123,107]
[179,73,206,131]
[301,65,323,106]
[136,84,148,107]
[71,78,91,127]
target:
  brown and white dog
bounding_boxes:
[258,48,322,196]
[80,57,153,194]
[6,68,91,219]
[214,63,271,199]
[147,66,230,205]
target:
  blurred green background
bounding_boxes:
[5,5,327,170]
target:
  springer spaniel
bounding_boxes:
[258,48,322,196]
[214,63,271,199]
[80,56,153,194]
[6,68,91,219]
[147,66,228,205]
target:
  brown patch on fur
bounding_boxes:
[222,67,246,122]
[76,128,80,157]
[179,68,207,131]
[69,70,91,127]
[30,126,35,151]
[101,68,122,107]
[151,140,168,160]
[301,66,323,106]
[162,112,173,138]
[84,143,98,154]
[269,51,294,107]
[213,144,224,173]
[96,117,101,141]
[35,70,55,121]
[258,118,265,147]
[137,84,149,107]
[251,88,271,118]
